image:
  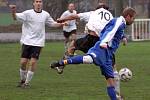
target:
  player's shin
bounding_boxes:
[19,68,27,81]
[60,55,84,65]
[25,70,34,84]
[107,86,117,100]
[106,78,117,100]
[114,70,120,96]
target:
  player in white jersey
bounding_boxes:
[9,0,65,88]
[60,3,77,53]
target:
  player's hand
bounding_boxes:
[61,22,68,26]
[63,22,69,26]
[57,18,64,23]
[122,37,127,46]
[100,45,108,49]
[9,5,16,9]
[100,43,108,49]
[8,5,16,12]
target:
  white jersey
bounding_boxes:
[61,10,77,32]
[78,8,113,36]
[16,9,56,47]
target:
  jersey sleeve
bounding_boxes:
[16,11,27,22]
[77,12,91,22]
[46,13,57,27]
[100,18,125,46]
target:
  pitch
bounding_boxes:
[0,42,149,100]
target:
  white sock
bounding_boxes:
[20,69,27,81]
[114,70,120,96]
[25,71,34,84]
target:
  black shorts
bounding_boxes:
[63,30,77,38]
[75,34,99,53]
[21,44,42,60]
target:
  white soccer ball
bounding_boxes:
[119,68,132,82]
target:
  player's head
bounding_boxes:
[33,0,43,12]
[122,7,136,25]
[96,3,109,10]
[68,3,75,13]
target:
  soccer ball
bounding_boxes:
[119,68,132,82]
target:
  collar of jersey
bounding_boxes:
[34,9,42,13]
[120,16,126,25]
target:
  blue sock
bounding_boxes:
[59,55,83,65]
[107,86,117,100]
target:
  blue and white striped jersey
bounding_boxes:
[99,16,126,52]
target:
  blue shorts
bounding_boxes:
[87,45,114,78]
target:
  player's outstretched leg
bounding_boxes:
[50,55,93,74]
[50,55,83,74]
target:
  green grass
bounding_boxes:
[0,41,150,100]
[0,13,15,26]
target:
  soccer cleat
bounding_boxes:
[55,67,64,74]
[50,61,64,74]
[50,61,61,68]
[17,80,25,87]
[21,83,30,89]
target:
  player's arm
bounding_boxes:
[57,14,80,23]
[51,22,67,27]
[9,5,17,20]
[46,14,67,27]
[9,5,27,22]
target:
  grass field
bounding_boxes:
[0,42,150,100]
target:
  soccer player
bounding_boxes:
[57,3,126,99]
[50,7,136,100]
[60,3,77,53]
[9,0,65,88]
[57,3,113,58]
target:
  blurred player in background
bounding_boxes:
[60,3,77,54]
[9,0,65,88]
[51,7,136,100]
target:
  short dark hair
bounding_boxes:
[33,0,43,3]
[96,3,109,10]
[122,7,136,18]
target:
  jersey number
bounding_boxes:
[99,11,111,21]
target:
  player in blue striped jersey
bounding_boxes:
[50,7,136,100]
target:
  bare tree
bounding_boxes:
[43,0,68,19]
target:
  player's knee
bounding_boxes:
[114,71,119,79]
[20,61,28,70]
[83,55,93,64]
[106,77,115,86]
[20,60,28,65]
[31,60,37,65]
